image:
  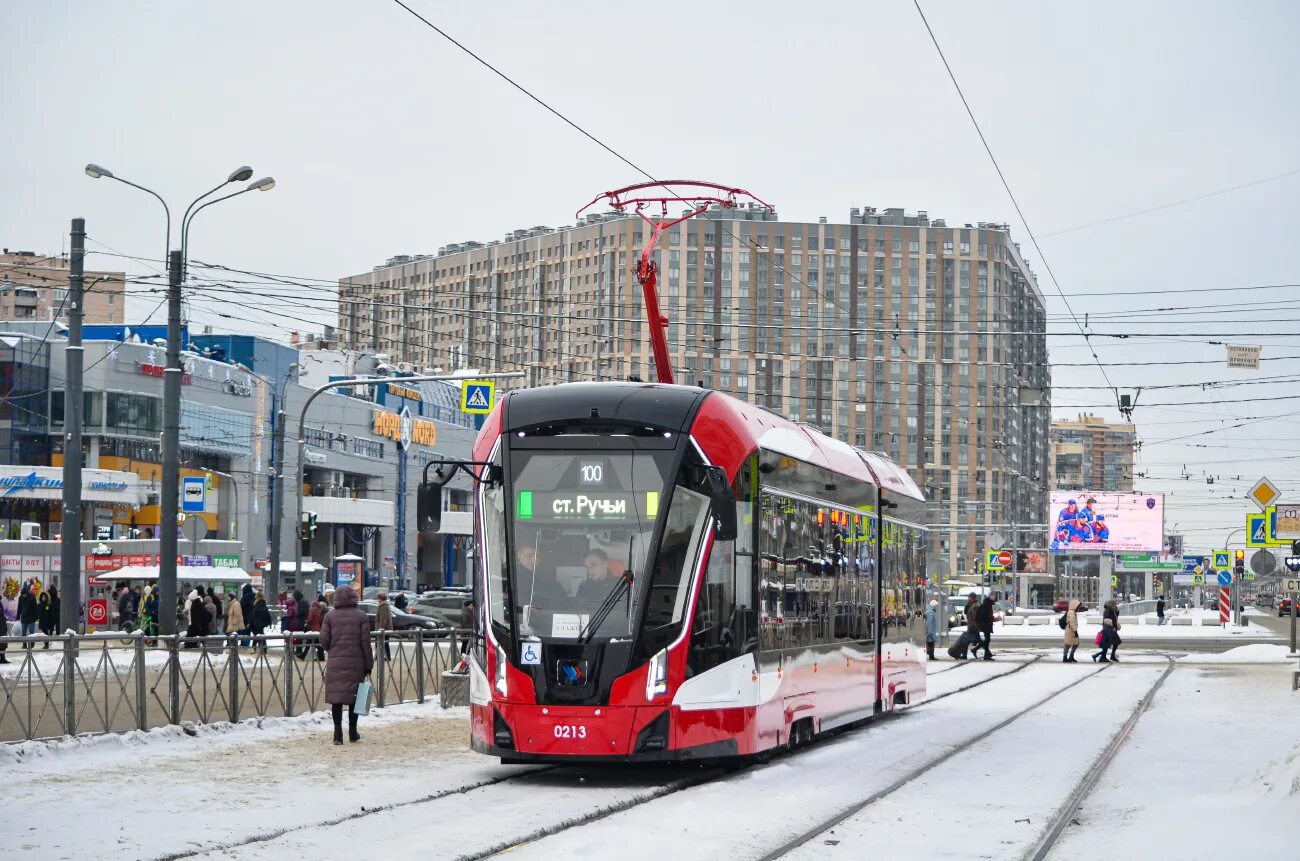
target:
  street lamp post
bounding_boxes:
[86,163,274,634]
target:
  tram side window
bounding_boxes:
[758,492,790,651]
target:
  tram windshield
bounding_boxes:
[484,448,711,646]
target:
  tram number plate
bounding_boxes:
[553,724,588,739]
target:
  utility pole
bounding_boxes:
[158,249,183,635]
[267,381,289,604]
[58,218,85,635]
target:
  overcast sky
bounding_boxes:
[3,0,1298,553]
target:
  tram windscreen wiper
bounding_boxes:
[576,570,634,645]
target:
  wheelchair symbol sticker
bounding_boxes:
[521,641,542,665]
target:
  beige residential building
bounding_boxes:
[0,249,126,324]
[337,205,1051,579]
[1050,413,1137,491]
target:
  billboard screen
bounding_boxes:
[1049,492,1164,553]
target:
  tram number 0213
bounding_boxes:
[553,724,588,739]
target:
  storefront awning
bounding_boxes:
[90,565,251,584]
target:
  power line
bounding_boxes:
[1038,167,1300,240]
[911,0,1120,406]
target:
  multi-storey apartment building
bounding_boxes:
[1050,413,1138,491]
[0,249,125,324]
[338,205,1050,579]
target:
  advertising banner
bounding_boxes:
[1049,492,1164,553]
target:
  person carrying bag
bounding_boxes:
[320,585,374,745]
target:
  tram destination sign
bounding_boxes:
[516,490,659,522]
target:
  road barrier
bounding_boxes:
[0,629,467,743]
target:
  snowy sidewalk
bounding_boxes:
[2,701,494,861]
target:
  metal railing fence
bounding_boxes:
[0,628,466,743]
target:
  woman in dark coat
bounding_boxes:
[249,592,272,653]
[185,595,210,648]
[37,592,55,648]
[320,585,373,745]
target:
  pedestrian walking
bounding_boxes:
[204,595,219,635]
[225,593,245,648]
[17,584,39,647]
[48,584,60,634]
[393,592,408,611]
[284,592,299,633]
[375,591,394,661]
[293,590,309,656]
[1093,617,1115,663]
[185,593,210,648]
[118,586,136,630]
[307,598,325,660]
[37,591,55,648]
[1156,596,1166,626]
[142,586,158,640]
[1062,598,1081,662]
[964,592,979,655]
[924,599,938,660]
[320,585,373,745]
[239,584,255,648]
[249,592,272,653]
[1103,600,1122,661]
[975,594,996,660]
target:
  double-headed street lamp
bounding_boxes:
[85,163,275,635]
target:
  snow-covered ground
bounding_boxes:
[1048,664,1300,860]
[7,655,1298,861]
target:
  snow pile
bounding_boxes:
[1176,644,1297,664]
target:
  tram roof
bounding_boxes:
[496,382,924,502]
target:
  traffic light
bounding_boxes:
[301,510,318,540]
[1233,549,1246,577]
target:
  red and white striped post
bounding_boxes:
[1219,587,1231,625]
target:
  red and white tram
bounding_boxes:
[456,382,928,763]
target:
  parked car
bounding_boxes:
[357,600,442,630]
[409,591,471,628]
[1052,599,1069,613]
[1279,597,1295,617]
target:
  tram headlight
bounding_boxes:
[645,647,668,700]
[494,643,508,697]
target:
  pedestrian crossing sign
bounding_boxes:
[1246,508,1286,548]
[461,380,496,415]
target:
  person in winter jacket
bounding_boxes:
[320,585,374,745]
[239,584,255,647]
[963,593,979,654]
[393,592,408,611]
[118,587,136,629]
[975,595,996,660]
[307,599,324,660]
[185,594,210,648]
[249,592,272,653]
[142,586,159,638]
[1156,596,1166,626]
[37,592,55,648]
[1103,600,1121,661]
[923,599,939,660]
[375,592,394,661]
[294,590,308,631]
[1093,617,1116,663]
[284,593,299,633]
[1062,598,1082,662]
[17,584,39,646]
[204,595,219,635]
[225,593,245,647]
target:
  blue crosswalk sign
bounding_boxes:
[461,380,495,415]
[1214,551,1230,570]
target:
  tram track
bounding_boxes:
[156,655,1048,861]
[1025,658,1176,861]
[756,658,1177,861]
[466,656,1046,859]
